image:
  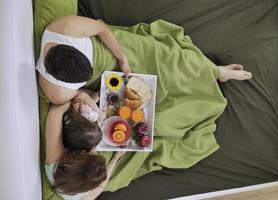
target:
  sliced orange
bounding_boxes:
[114,123,127,132]
[118,106,131,119]
[112,131,126,142]
[131,110,144,123]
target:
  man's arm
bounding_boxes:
[47,15,131,77]
[45,103,70,164]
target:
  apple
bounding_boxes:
[135,122,148,135]
[139,135,151,147]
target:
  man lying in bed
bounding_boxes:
[36,15,251,105]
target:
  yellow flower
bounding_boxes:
[105,74,123,91]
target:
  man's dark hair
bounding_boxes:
[45,44,92,83]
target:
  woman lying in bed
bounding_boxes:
[45,91,125,200]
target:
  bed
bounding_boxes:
[34,0,278,199]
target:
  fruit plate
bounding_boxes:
[96,71,157,152]
[101,116,132,146]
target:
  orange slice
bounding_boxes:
[114,123,127,132]
[118,106,131,119]
[112,131,126,142]
[131,110,144,123]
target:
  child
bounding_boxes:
[45,102,125,200]
[62,90,106,152]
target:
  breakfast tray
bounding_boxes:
[96,71,157,152]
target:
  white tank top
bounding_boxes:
[36,29,93,90]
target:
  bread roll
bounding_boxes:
[124,87,141,100]
[126,77,152,104]
[124,98,142,110]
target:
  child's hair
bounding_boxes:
[63,107,102,152]
[53,151,107,194]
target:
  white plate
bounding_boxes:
[101,116,132,147]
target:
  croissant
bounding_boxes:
[124,98,142,110]
[124,87,141,100]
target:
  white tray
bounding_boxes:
[96,71,157,152]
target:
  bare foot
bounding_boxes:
[221,64,243,70]
[218,64,252,82]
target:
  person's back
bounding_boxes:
[36,15,131,104]
[36,19,93,104]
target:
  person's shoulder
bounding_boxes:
[46,15,81,38]
[46,22,68,36]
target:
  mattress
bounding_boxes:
[77,0,278,199]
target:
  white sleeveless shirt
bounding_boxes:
[36,29,93,90]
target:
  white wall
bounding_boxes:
[0,0,41,200]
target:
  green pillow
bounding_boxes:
[34,0,77,61]
[34,0,77,199]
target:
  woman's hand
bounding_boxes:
[97,103,107,126]
[118,57,131,79]
[112,151,126,161]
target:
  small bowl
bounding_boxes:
[107,92,120,105]
[101,116,132,146]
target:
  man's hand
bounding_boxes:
[119,57,131,79]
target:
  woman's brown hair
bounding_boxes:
[63,106,102,152]
[53,151,107,194]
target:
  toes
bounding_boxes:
[241,71,252,80]
[237,64,243,70]
[229,64,243,70]
[245,72,252,79]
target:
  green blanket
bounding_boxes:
[77,1,278,200]
[89,20,227,191]
[35,0,226,199]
